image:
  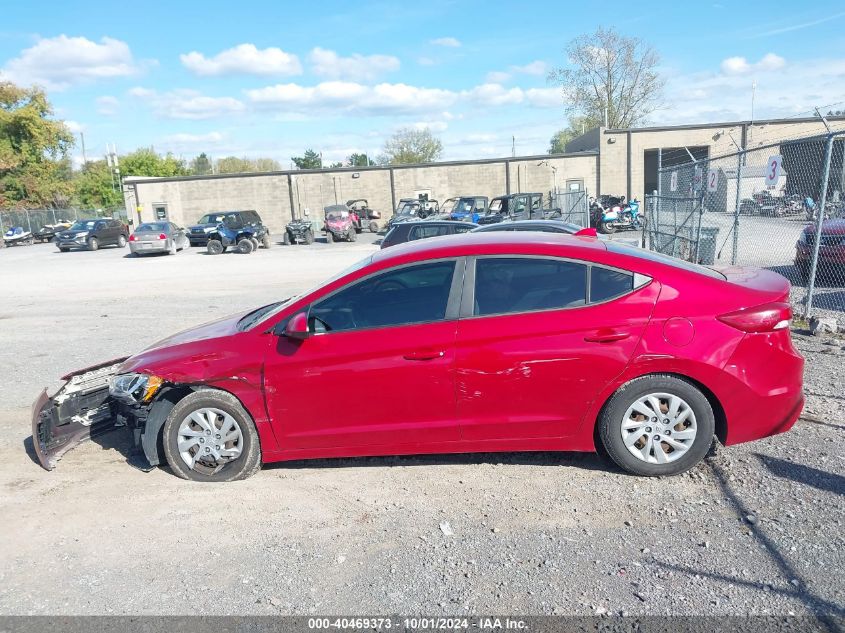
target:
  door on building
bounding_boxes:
[153,204,168,221]
[565,179,583,192]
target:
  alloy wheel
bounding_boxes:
[177,407,244,475]
[620,392,697,464]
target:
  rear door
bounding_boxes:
[455,257,659,441]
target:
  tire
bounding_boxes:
[207,239,224,255]
[348,228,357,242]
[598,374,715,477]
[304,230,314,245]
[599,221,616,235]
[326,231,334,244]
[161,389,262,482]
[87,237,99,251]
[117,235,127,248]
[369,221,379,233]
[58,247,69,252]
[262,234,271,249]
[237,238,255,254]
[169,241,177,255]
[283,231,292,246]
[250,237,260,250]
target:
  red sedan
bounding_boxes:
[32,232,804,481]
[795,218,845,282]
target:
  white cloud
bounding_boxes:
[720,53,785,75]
[180,43,302,76]
[430,37,461,48]
[309,47,400,81]
[1,35,143,90]
[96,95,119,116]
[129,87,245,119]
[410,120,449,132]
[64,120,84,133]
[662,56,845,126]
[465,83,524,106]
[511,60,547,76]
[525,87,561,108]
[485,70,511,83]
[162,131,225,144]
[247,81,456,115]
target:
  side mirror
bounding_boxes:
[279,312,309,339]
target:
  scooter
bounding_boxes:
[591,196,642,234]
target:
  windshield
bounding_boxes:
[326,210,347,220]
[441,198,458,214]
[240,255,374,331]
[70,221,97,231]
[197,214,227,224]
[137,222,169,232]
[488,199,503,213]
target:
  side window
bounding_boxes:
[310,261,457,333]
[514,196,527,213]
[590,267,634,303]
[452,224,474,234]
[94,221,106,230]
[474,258,586,316]
[410,225,449,240]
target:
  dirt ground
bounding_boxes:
[0,237,842,616]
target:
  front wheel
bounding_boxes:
[369,221,379,233]
[250,237,260,250]
[598,375,715,477]
[237,238,255,254]
[262,234,271,249]
[207,239,224,255]
[283,231,292,245]
[87,237,99,251]
[117,235,127,248]
[599,220,616,234]
[347,228,357,242]
[304,230,314,245]
[326,231,334,244]
[161,389,262,482]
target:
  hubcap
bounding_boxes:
[620,392,697,464]
[177,407,243,474]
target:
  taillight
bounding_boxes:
[717,302,792,333]
[158,233,166,240]
[129,234,136,242]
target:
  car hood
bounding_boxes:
[58,230,87,238]
[118,311,248,375]
[189,223,216,232]
[803,218,845,235]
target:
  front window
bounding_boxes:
[488,199,503,213]
[310,261,456,333]
[70,221,97,231]
[441,198,459,215]
[198,214,227,224]
[474,257,587,316]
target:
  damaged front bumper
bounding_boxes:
[31,359,127,470]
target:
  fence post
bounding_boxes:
[25,210,32,233]
[805,133,835,319]
[51,209,57,224]
[731,151,743,265]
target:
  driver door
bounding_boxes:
[264,259,464,450]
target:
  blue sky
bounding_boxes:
[1,0,844,166]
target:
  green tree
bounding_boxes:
[291,149,322,169]
[548,115,599,153]
[380,128,443,165]
[215,156,281,174]
[120,147,188,177]
[190,152,213,175]
[548,27,664,128]
[252,157,281,172]
[347,152,375,167]
[74,160,123,209]
[0,81,74,208]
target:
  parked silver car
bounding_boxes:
[128,222,190,256]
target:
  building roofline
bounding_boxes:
[603,115,845,134]
[123,150,599,186]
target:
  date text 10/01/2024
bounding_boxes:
[307,617,528,630]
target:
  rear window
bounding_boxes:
[590,267,633,302]
[605,241,726,279]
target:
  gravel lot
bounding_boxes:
[0,237,842,617]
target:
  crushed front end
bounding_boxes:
[32,361,174,471]
[31,359,127,470]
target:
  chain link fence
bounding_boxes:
[646,131,845,322]
[550,190,589,227]
[0,207,128,244]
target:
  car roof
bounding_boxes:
[472,220,581,233]
[372,230,606,265]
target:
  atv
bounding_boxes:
[346,199,381,233]
[283,212,315,245]
[324,205,357,243]
[206,217,271,254]
[3,226,34,246]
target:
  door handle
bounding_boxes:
[403,350,445,361]
[584,331,630,343]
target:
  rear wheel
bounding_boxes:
[169,241,177,255]
[304,230,314,245]
[117,235,127,248]
[207,239,224,255]
[599,220,616,234]
[250,237,260,250]
[348,228,357,242]
[58,247,69,252]
[262,234,271,249]
[326,231,334,244]
[283,231,292,246]
[237,238,255,254]
[368,221,379,233]
[599,375,714,477]
[162,389,261,482]
[87,237,99,251]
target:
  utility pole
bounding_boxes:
[749,80,756,147]
[511,136,515,157]
[80,132,88,165]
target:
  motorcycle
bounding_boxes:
[591,196,642,234]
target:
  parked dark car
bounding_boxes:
[472,219,587,235]
[188,210,263,246]
[381,220,477,249]
[476,193,561,225]
[795,218,845,283]
[55,218,129,252]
